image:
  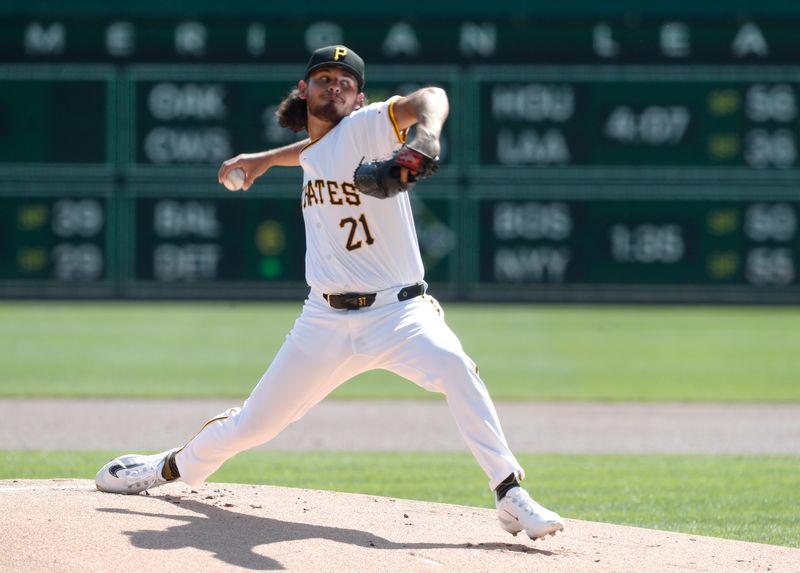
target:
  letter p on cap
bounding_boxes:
[334,47,347,60]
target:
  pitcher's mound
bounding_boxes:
[1,479,797,572]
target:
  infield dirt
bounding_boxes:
[2,479,798,573]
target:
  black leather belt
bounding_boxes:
[324,282,426,310]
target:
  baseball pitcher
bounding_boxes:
[96,45,564,542]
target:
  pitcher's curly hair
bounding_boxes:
[276,88,308,133]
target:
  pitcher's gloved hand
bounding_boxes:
[353,145,439,199]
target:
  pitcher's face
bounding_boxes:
[300,67,362,124]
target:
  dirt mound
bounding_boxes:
[1,479,797,572]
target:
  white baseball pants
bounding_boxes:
[175,290,524,491]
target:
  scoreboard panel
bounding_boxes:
[470,67,800,176]
[126,184,307,297]
[0,182,115,296]
[122,182,461,298]
[0,66,115,175]
[1,10,800,302]
[2,17,800,65]
[124,66,460,178]
[469,184,799,302]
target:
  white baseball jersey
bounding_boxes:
[298,98,424,293]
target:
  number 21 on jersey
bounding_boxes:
[339,214,375,251]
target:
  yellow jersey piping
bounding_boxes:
[388,100,408,144]
[301,136,323,152]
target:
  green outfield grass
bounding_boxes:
[2,450,797,548]
[1,302,799,401]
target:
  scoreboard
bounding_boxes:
[125,66,459,176]
[0,183,114,295]
[471,187,798,301]
[1,6,799,302]
[471,67,800,172]
[124,183,459,298]
[0,67,113,172]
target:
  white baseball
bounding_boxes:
[223,167,246,191]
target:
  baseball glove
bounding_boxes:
[353,145,439,199]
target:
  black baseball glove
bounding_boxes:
[353,145,439,199]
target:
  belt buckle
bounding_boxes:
[343,293,374,310]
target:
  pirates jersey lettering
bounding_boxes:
[299,98,424,293]
[303,179,360,208]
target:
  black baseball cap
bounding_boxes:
[305,45,365,90]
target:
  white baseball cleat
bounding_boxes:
[496,487,565,540]
[95,448,179,494]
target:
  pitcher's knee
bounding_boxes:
[196,407,241,435]
[229,405,298,448]
[427,350,481,392]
